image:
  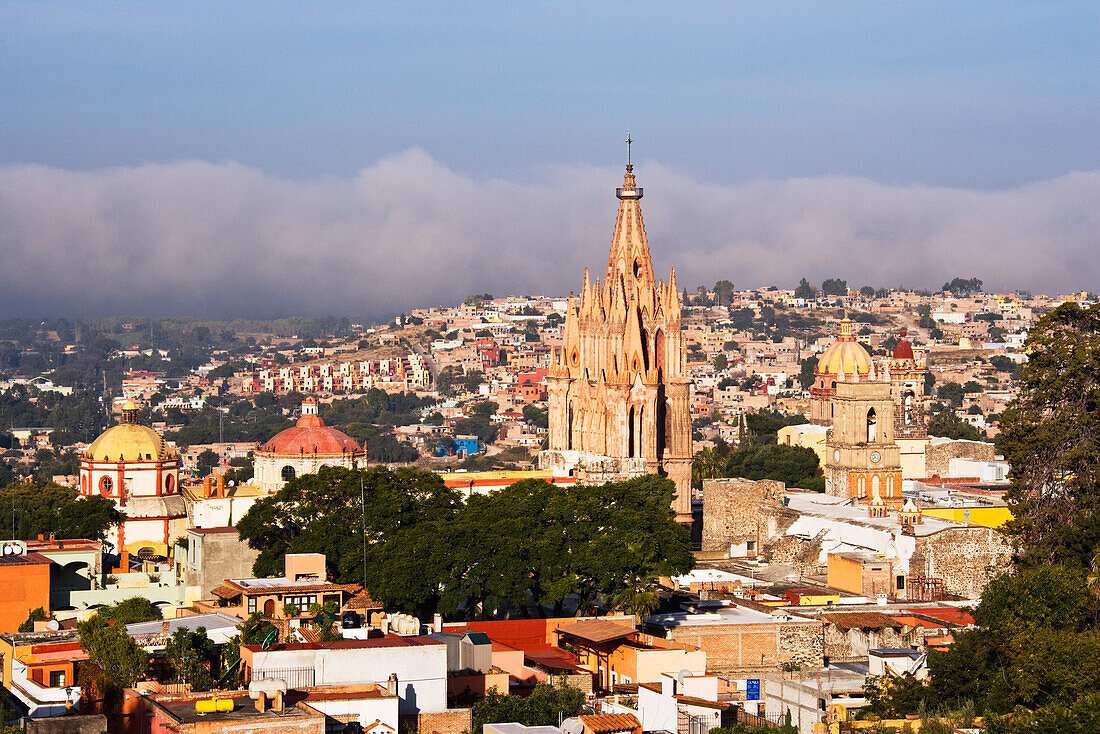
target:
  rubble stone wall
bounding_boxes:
[924,440,995,477]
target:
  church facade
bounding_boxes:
[539,163,693,521]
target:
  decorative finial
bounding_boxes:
[626,131,633,171]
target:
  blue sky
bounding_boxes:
[5,1,1096,186]
[1,2,1097,317]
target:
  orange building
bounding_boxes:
[0,551,52,633]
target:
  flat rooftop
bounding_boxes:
[646,603,816,629]
[785,493,962,537]
[157,694,317,725]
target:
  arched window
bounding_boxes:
[81,475,87,493]
[281,465,296,482]
[903,391,914,425]
[99,476,113,495]
[567,404,574,450]
[867,408,878,442]
[628,407,635,458]
[872,474,880,496]
[653,330,666,378]
[165,474,174,493]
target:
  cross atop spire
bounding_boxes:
[626,131,633,171]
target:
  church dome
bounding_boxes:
[260,400,363,456]
[85,402,175,462]
[817,318,872,377]
[892,329,915,361]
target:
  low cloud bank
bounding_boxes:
[0,150,1096,318]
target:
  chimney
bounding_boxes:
[37,534,44,541]
[49,533,55,541]
[255,690,267,713]
[387,673,398,698]
[433,613,442,633]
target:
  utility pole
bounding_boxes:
[360,476,368,597]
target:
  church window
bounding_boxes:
[165,475,174,493]
[867,408,878,442]
[568,405,574,450]
[831,381,837,389]
[872,475,880,496]
[628,407,636,458]
[903,391,914,425]
[632,258,643,279]
[654,330,665,377]
[99,476,113,494]
[281,465,296,482]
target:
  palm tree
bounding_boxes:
[612,575,660,623]
[1088,551,1100,600]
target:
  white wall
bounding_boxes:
[306,694,399,732]
[252,641,448,714]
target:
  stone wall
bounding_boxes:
[701,478,784,554]
[924,440,995,477]
[665,619,822,675]
[822,625,924,661]
[25,716,108,734]
[909,525,1013,599]
[409,708,472,734]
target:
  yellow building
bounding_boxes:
[922,506,1012,529]
[777,423,829,466]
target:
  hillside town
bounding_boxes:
[0,161,1096,734]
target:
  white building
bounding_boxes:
[251,398,367,493]
[242,636,448,715]
[78,402,187,557]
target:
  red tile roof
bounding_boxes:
[580,713,640,733]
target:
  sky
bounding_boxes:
[1,1,1097,319]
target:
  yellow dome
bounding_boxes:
[817,318,872,377]
[85,424,175,462]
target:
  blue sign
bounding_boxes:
[746,679,760,701]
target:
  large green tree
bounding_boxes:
[471,682,584,734]
[443,476,692,619]
[78,615,149,688]
[722,444,820,487]
[0,482,123,542]
[164,627,215,690]
[999,302,1100,567]
[238,468,692,620]
[237,466,460,617]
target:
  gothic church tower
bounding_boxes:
[540,160,693,521]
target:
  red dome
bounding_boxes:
[260,413,363,455]
[893,331,915,361]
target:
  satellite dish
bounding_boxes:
[676,669,692,688]
[46,619,60,631]
[560,718,584,734]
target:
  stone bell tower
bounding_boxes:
[540,148,693,522]
[824,374,903,503]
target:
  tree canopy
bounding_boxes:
[794,278,816,300]
[78,615,149,689]
[999,302,1100,568]
[471,682,584,734]
[721,444,820,488]
[237,467,693,619]
[942,277,983,296]
[0,482,123,542]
